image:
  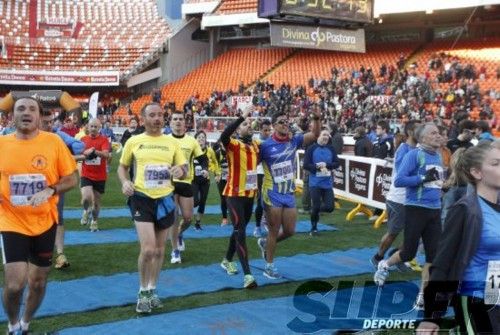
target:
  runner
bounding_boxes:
[303,129,339,235]
[257,110,321,279]
[374,123,444,311]
[214,140,229,226]
[80,118,111,232]
[0,97,77,334]
[40,111,85,269]
[254,119,271,237]
[117,102,187,313]
[219,106,258,289]
[167,111,207,264]
[192,130,217,230]
[370,120,419,270]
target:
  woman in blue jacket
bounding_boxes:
[417,140,500,335]
[303,129,339,235]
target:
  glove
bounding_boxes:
[86,150,98,160]
[422,167,440,183]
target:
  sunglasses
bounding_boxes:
[276,119,289,125]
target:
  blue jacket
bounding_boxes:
[394,148,443,209]
[56,130,85,155]
[100,127,116,142]
[478,131,496,142]
[303,143,339,189]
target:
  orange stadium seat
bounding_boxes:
[0,0,172,75]
[216,0,258,14]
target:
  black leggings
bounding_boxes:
[225,197,253,275]
[399,206,441,263]
[217,180,228,219]
[193,177,210,214]
[254,174,264,227]
[454,295,500,334]
[310,187,334,228]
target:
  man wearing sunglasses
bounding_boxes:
[257,110,321,279]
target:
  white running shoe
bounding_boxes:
[374,260,389,286]
[170,250,181,264]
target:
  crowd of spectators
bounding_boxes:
[158,53,498,136]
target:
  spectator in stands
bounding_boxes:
[475,120,496,142]
[353,126,373,157]
[60,117,79,137]
[436,126,451,172]
[447,119,476,153]
[329,123,344,155]
[372,120,394,159]
[152,88,161,103]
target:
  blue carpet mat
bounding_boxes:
[64,205,229,219]
[0,247,387,321]
[61,281,438,335]
[64,221,337,246]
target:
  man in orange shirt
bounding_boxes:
[80,118,111,232]
[0,97,77,335]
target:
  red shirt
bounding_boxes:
[81,135,110,181]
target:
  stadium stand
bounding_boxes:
[0,0,171,74]
[215,0,258,14]
[114,47,293,116]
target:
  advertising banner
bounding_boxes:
[270,22,366,53]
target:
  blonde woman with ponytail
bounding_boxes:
[418,140,500,334]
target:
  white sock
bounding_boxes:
[147,284,156,291]
[266,262,273,268]
[20,319,30,331]
[139,286,148,293]
[8,322,20,332]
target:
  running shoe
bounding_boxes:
[80,209,91,225]
[194,223,202,231]
[178,235,185,252]
[89,220,99,232]
[149,290,163,309]
[170,250,181,264]
[243,274,258,289]
[263,263,282,279]
[136,291,152,314]
[309,229,318,236]
[374,260,389,286]
[54,253,70,269]
[220,259,238,275]
[414,292,424,310]
[257,238,267,261]
[253,226,262,238]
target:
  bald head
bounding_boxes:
[88,118,102,136]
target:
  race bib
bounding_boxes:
[9,174,47,206]
[316,169,331,177]
[144,164,171,189]
[245,170,258,191]
[85,157,101,166]
[485,260,500,305]
[194,165,203,177]
[271,161,294,184]
[423,165,444,189]
[221,168,229,180]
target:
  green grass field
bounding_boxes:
[1,153,422,334]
